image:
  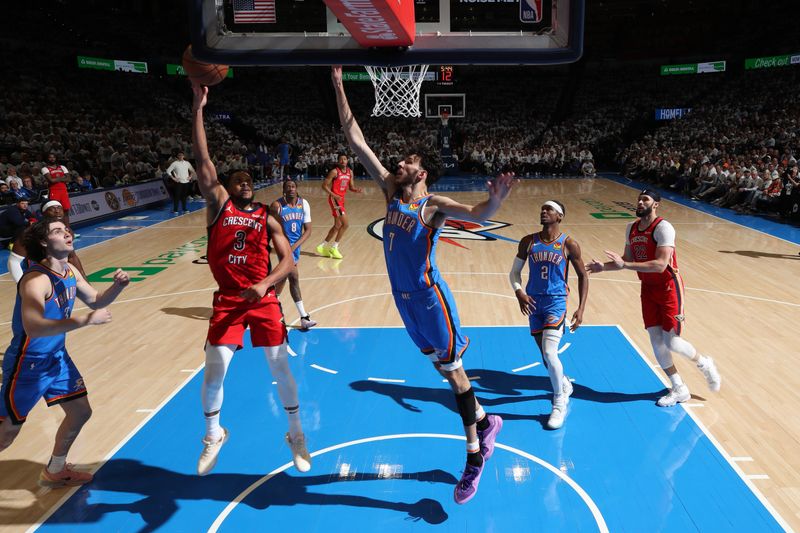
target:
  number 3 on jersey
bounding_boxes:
[233,230,246,251]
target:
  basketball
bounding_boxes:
[181,45,228,86]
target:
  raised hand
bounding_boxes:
[331,65,343,84]
[487,172,516,203]
[191,83,208,111]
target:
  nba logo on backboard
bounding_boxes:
[520,0,543,22]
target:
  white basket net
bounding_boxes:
[364,64,430,118]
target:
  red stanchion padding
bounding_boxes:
[323,0,416,47]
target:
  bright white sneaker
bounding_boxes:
[657,384,691,407]
[300,316,317,330]
[286,432,312,472]
[547,394,568,429]
[197,428,228,476]
[697,357,721,392]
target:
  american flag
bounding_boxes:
[233,0,276,24]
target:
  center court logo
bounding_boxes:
[367,217,511,248]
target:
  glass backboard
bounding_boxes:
[189,0,584,66]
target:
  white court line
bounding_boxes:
[615,324,792,532]
[747,475,771,480]
[294,273,800,309]
[512,362,541,373]
[135,409,155,413]
[684,403,705,408]
[27,363,205,533]
[310,364,338,375]
[558,342,571,354]
[368,377,406,383]
[180,369,195,373]
[732,457,754,462]
[207,433,609,533]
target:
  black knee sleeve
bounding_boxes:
[455,388,477,427]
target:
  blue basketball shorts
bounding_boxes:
[528,294,567,335]
[0,348,87,425]
[392,281,470,371]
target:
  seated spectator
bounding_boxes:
[5,166,23,189]
[0,183,15,205]
[581,159,596,178]
[0,198,36,250]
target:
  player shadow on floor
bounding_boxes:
[41,459,455,531]
[351,369,663,417]
[719,249,800,260]
[0,459,52,525]
[160,307,213,320]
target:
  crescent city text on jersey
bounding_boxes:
[385,209,418,233]
[222,215,264,232]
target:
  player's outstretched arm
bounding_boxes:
[75,267,130,310]
[19,273,112,337]
[191,83,227,219]
[331,66,393,199]
[429,172,516,222]
[586,244,633,273]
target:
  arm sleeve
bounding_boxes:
[653,220,676,248]
[509,256,525,291]
[303,200,311,223]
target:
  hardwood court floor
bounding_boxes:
[0,177,798,531]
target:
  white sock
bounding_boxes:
[475,405,486,423]
[331,241,339,248]
[295,300,307,318]
[285,405,303,438]
[205,413,223,441]
[47,454,67,473]
[321,241,329,248]
[669,373,684,388]
[466,440,480,454]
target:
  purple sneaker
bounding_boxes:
[453,462,484,505]
[477,414,503,461]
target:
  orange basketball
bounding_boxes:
[181,45,229,86]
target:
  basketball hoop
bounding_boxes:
[365,65,430,118]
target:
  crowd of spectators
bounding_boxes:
[2,48,798,226]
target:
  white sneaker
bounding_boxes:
[657,385,691,407]
[300,316,317,330]
[697,357,721,392]
[547,394,568,429]
[562,375,574,397]
[197,428,229,476]
[286,432,311,472]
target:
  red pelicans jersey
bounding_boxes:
[207,199,271,293]
[44,165,68,195]
[628,217,678,285]
[331,167,352,197]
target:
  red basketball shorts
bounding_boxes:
[640,273,686,335]
[328,196,346,217]
[207,289,287,348]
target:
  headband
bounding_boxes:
[543,201,564,215]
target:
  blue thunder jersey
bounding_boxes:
[278,197,306,244]
[525,233,570,296]
[383,194,442,293]
[7,263,77,355]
